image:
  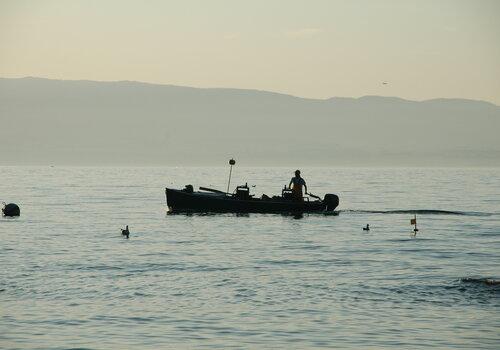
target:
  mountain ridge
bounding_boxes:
[2,76,498,107]
[1,77,499,166]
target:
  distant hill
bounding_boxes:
[1,77,499,166]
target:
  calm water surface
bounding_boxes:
[1,167,499,349]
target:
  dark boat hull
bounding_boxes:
[165,188,338,213]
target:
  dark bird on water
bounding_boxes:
[363,224,370,231]
[121,225,130,238]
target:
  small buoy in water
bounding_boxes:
[121,225,130,239]
[2,203,20,217]
[363,224,370,231]
[411,215,418,236]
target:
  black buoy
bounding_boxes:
[2,203,20,217]
[121,225,130,239]
[363,224,370,231]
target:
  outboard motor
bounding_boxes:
[2,203,20,217]
[323,194,339,211]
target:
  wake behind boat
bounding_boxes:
[165,184,339,214]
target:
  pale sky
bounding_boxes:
[1,0,499,104]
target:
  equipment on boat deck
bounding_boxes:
[167,159,339,213]
[166,183,339,214]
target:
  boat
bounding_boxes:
[165,184,339,213]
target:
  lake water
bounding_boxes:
[1,166,499,349]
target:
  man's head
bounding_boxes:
[295,170,301,177]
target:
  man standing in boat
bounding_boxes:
[289,170,308,201]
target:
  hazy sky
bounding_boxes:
[1,0,499,103]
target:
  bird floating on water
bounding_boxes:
[121,225,130,239]
[363,224,370,231]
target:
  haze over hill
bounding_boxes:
[1,77,499,166]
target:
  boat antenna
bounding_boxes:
[227,158,236,193]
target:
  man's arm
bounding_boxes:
[289,179,293,188]
[303,179,308,194]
